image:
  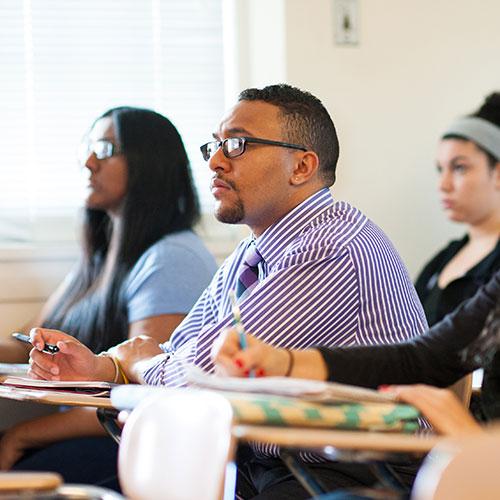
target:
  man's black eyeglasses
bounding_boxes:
[200,137,307,161]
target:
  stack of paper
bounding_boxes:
[186,366,395,404]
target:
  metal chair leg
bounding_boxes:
[281,450,329,497]
[97,407,122,444]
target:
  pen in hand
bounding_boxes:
[228,290,254,377]
[12,332,60,355]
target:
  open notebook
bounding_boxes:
[0,376,114,397]
[186,365,396,404]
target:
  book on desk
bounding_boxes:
[109,367,421,433]
[0,376,114,396]
[185,366,419,432]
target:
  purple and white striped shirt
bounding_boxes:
[142,188,427,457]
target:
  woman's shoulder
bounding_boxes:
[124,231,218,320]
[416,236,468,282]
[468,236,500,279]
[136,230,217,272]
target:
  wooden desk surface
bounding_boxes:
[233,425,440,454]
[0,383,440,457]
[0,472,62,492]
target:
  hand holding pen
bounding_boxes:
[12,332,59,355]
[228,290,255,377]
[18,328,103,382]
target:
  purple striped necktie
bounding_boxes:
[235,243,263,301]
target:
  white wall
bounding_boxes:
[0,245,78,338]
[2,0,499,336]
[228,0,500,276]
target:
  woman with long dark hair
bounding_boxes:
[0,106,216,483]
[1,106,216,359]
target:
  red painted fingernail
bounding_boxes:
[378,385,390,391]
[243,369,250,377]
[234,358,244,368]
[256,368,265,377]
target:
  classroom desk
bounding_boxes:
[0,385,440,497]
[3,384,434,456]
[0,385,434,452]
[233,424,439,455]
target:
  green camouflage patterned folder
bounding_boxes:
[226,393,420,433]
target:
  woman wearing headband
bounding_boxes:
[415,93,500,328]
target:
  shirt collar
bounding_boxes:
[252,188,334,265]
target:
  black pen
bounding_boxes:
[12,332,59,355]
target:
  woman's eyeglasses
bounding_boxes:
[78,139,121,164]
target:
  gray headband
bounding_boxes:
[442,116,500,161]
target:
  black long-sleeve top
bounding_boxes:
[317,269,500,420]
[415,235,500,326]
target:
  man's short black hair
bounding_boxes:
[238,84,339,186]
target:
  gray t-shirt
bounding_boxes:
[125,230,217,322]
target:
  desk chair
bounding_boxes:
[411,428,500,500]
[118,389,235,500]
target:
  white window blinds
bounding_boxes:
[0,0,224,240]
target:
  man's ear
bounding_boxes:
[289,151,320,186]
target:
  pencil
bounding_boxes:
[229,290,253,376]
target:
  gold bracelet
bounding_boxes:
[98,353,119,383]
[114,357,129,384]
[284,349,294,377]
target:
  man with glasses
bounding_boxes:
[31,84,427,497]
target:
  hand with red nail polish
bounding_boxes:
[212,327,290,377]
[212,328,328,380]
